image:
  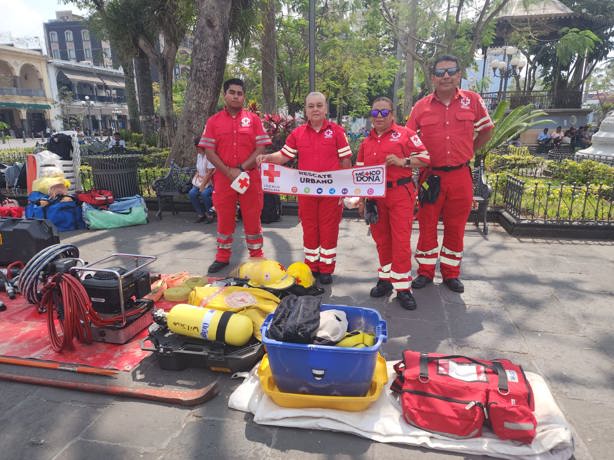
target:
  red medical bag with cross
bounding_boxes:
[391,351,536,443]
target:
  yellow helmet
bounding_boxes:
[238,260,259,279]
[247,260,295,290]
[286,262,315,288]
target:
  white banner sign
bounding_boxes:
[260,163,386,197]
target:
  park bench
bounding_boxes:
[152,161,195,219]
[472,159,491,235]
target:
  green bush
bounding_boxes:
[485,151,545,172]
[144,133,158,147]
[547,160,614,186]
[137,148,169,168]
[0,149,29,163]
[130,132,144,146]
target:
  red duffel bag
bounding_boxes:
[76,189,114,208]
[391,351,536,443]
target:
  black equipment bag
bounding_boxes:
[0,218,60,265]
[267,294,321,343]
[261,193,282,224]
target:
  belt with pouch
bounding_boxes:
[431,161,470,172]
[386,177,413,188]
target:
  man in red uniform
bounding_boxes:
[199,78,272,273]
[356,97,430,310]
[256,92,352,284]
[407,55,493,293]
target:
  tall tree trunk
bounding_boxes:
[134,50,155,138]
[157,54,176,147]
[170,0,232,165]
[403,0,418,116]
[119,56,140,133]
[138,37,179,148]
[261,0,277,114]
[392,34,402,119]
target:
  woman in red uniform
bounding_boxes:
[256,92,352,285]
[356,97,430,310]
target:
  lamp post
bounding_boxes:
[490,46,526,103]
[81,95,95,135]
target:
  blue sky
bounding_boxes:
[0,0,88,47]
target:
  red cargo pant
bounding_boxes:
[298,195,343,274]
[371,183,416,291]
[415,166,472,280]
[212,170,264,263]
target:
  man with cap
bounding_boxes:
[256,92,352,285]
[356,97,430,310]
[199,78,272,273]
[406,55,493,293]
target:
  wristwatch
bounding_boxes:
[238,164,245,172]
[404,158,412,168]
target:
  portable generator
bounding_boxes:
[70,253,157,344]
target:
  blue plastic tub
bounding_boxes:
[261,304,387,396]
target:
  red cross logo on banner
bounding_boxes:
[263,163,281,183]
[239,176,250,189]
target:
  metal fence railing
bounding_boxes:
[575,153,614,167]
[496,174,614,225]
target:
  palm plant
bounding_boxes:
[476,101,552,162]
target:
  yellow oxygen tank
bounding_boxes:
[166,304,253,346]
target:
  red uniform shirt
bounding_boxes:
[356,124,430,183]
[280,120,351,172]
[406,89,493,168]
[199,108,271,167]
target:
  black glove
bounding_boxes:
[364,199,378,225]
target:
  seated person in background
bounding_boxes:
[565,127,577,149]
[550,126,563,146]
[189,136,215,224]
[508,134,521,147]
[537,128,551,153]
[576,126,591,149]
[108,132,126,149]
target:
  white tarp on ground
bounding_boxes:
[229,362,574,460]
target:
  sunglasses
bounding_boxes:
[433,67,460,78]
[370,109,392,118]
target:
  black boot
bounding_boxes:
[443,278,464,293]
[369,279,393,298]
[397,290,417,310]
[319,273,333,285]
[411,275,433,289]
[208,260,229,273]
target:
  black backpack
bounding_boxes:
[261,193,282,224]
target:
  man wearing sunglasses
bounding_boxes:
[256,92,352,284]
[406,55,493,293]
[356,97,430,310]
